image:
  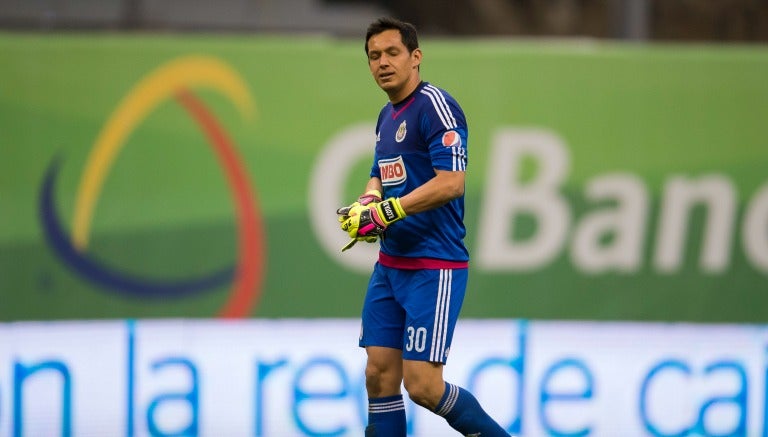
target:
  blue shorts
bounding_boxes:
[359,263,468,363]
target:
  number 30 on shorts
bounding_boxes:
[405,326,428,352]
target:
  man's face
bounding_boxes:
[366,29,421,99]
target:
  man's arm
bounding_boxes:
[398,170,465,215]
[340,170,464,240]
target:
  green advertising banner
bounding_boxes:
[1,33,767,322]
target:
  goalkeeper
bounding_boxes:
[338,17,509,437]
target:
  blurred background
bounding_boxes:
[2,1,768,436]
[1,0,767,41]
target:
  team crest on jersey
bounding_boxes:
[379,155,407,186]
[442,130,461,147]
[395,120,407,143]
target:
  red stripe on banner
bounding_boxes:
[176,89,265,318]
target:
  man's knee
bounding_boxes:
[365,347,403,397]
[404,378,446,410]
[365,361,388,395]
[402,362,444,410]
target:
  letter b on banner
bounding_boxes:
[477,129,571,270]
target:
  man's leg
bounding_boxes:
[403,360,509,436]
[360,264,408,436]
[364,346,407,437]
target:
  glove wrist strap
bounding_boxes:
[377,197,406,225]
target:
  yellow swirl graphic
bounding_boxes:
[72,55,256,250]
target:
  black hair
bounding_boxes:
[364,17,419,55]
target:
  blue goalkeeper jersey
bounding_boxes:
[370,81,469,265]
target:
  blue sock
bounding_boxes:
[366,394,406,437]
[434,382,509,436]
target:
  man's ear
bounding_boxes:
[412,48,423,69]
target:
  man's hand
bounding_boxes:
[341,197,406,239]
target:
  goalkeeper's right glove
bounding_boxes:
[337,190,382,251]
[336,189,382,220]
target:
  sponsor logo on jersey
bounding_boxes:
[395,120,407,143]
[442,130,461,147]
[379,155,407,186]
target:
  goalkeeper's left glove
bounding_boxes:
[341,197,407,239]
